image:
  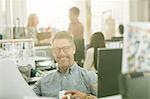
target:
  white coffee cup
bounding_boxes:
[59,90,70,99]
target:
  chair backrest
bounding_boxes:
[97,48,122,98]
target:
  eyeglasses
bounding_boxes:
[53,46,73,54]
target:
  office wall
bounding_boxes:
[12,0,27,26]
[0,0,5,35]
[129,0,149,21]
[0,0,27,39]
[91,0,129,41]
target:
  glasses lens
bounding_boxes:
[62,46,72,53]
[53,46,72,54]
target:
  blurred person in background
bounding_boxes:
[26,13,39,44]
[68,6,84,67]
[84,32,106,73]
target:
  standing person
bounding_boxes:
[68,7,84,39]
[105,14,116,40]
[68,7,84,67]
[33,31,97,98]
[26,13,39,44]
[84,32,106,73]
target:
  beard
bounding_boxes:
[57,56,70,69]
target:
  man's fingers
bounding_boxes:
[62,96,68,99]
[64,90,78,95]
[71,94,80,99]
[62,94,71,99]
[70,95,75,99]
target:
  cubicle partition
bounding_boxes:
[119,22,150,99]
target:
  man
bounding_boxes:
[68,7,84,39]
[33,31,97,98]
[68,7,84,67]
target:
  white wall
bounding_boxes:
[0,0,27,39]
[0,0,5,35]
[91,0,129,41]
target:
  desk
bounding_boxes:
[24,96,55,99]
[24,95,122,99]
[98,95,122,99]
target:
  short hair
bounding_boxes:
[69,7,80,16]
[52,31,75,45]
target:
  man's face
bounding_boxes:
[69,11,76,21]
[52,38,76,69]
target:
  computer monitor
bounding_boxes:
[0,58,36,99]
[97,48,122,98]
[35,46,53,58]
[105,40,123,48]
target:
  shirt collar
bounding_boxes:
[57,63,78,74]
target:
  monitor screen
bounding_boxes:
[35,46,53,58]
[97,48,122,98]
[105,40,123,48]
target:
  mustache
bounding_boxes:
[57,56,68,59]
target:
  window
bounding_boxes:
[26,0,77,30]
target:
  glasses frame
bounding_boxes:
[52,46,73,54]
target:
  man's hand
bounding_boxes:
[62,90,88,99]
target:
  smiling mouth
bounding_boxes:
[59,57,67,60]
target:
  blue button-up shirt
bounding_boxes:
[33,63,97,98]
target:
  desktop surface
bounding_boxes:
[98,95,122,99]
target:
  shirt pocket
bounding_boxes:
[41,82,59,97]
[70,78,90,93]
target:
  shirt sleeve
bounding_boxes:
[33,80,42,96]
[87,71,97,96]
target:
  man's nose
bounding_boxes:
[59,49,65,55]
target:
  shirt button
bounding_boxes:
[64,76,67,79]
